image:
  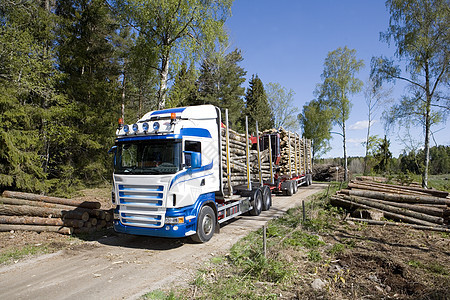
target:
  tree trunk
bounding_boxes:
[364,111,371,175]
[158,53,170,110]
[343,121,348,181]
[0,197,103,217]
[345,218,450,233]
[330,196,436,226]
[0,215,84,228]
[0,204,89,221]
[2,191,101,209]
[422,58,433,189]
[0,224,73,235]
[341,195,444,224]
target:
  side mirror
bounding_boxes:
[108,145,117,154]
[184,151,201,169]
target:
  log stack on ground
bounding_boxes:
[313,164,347,182]
[330,177,450,232]
[0,191,113,235]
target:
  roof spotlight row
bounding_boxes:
[123,122,160,134]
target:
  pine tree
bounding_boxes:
[0,1,63,193]
[55,0,121,190]
[245,75,274,133]
[168,62,198,108]
[196,49,247,130]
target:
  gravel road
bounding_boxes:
[0,183,326,300]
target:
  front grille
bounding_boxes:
[117,184,166,228]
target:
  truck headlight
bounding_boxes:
[165,216,185,224]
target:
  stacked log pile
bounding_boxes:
[221,128,271,187]
[354,175,422,188]
[330,178,450,231]
[0,191,113,235]
[313,164,347,182]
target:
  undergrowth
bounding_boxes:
[146,183,345,299]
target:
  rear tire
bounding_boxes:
[293,181,298,193]
[262,186,272,211]
[191,206,215,243]
[286,181,294,196]
[249,189,263,216]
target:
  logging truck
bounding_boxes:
[109,105,276,242]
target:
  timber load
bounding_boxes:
[330,177,450,232]
[272,127,312,178]
[221,127,271,188]
[0,191,113,235]
[221,126,312,189]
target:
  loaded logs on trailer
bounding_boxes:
[221,125,312,191]
[0,191,113,235]
[268,127,312,178]
[330,177,450,232]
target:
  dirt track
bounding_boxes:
[0,183,325,300]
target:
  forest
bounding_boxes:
[1,0,449,195]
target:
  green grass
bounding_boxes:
[0,245,50,264]
[141,290,180,300]
[408,260,449,276]
[139,185,345,299]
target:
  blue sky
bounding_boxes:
[224,0,449,158]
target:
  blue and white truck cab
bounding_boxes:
[110,105,270,242]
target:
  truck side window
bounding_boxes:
[185,141,201,152]
[184,141,201,167]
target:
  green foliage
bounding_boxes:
[245,75,274,133]
[265,82,299,131]
[196,49,247,131]
[316,46,364,181]
[298,99,333,160]
[167,62,197,108]
[328,243,347,256]
[373,136,392,173]
[371,0,450,187]
[316,46,364,127]
[307,250,322,262]
[0,1,61,193]
[141,290,180,300]
[112,0,233,109]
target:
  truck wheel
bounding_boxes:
[262,186,272,211]
[293,181,298,194]
[191,205,215,243]
[286,181,294,196]
[249,189,263,216]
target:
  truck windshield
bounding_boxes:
[115,139,182,175]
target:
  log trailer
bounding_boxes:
[109,105,273,242]
[253,131,313,196]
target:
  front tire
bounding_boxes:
[191,206,215,243]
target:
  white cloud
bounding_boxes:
[347,138,366,144]
[349,120,378,130]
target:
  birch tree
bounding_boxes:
[316,46,364,181]
[371,0,450,188]
[112,0,232,109]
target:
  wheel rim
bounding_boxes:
[256,193,262,210]
[202,213,213,235]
